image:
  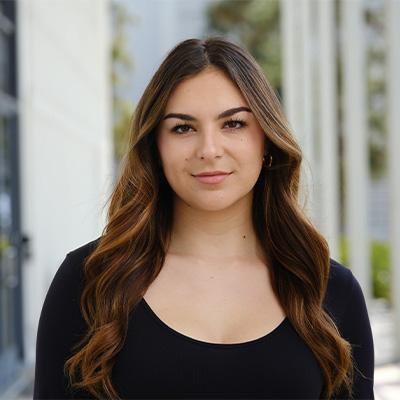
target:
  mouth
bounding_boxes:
[192,171,232,177]
[192,172,233,184]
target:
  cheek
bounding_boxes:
[235,142,264,184]
[238,139,264,168]
[236,162,263,190]
[238,129,265,157]
[162,158,183,182]
[157,135,185,171]
[158,148,190,187]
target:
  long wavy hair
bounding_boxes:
[64,36,354,399]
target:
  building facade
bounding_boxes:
[0,0,113,394]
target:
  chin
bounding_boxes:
[187,196,241,212]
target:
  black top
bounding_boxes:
[33,238,375,399]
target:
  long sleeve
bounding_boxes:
[33,253,91,399]
[334,270,375,399]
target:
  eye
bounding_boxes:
[224,118,247,130]
[170,118,247,135]
[171,123,194,134]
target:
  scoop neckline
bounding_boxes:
[140,297,289,349]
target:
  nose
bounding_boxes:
[195,128,224,160]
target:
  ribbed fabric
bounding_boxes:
[33,238,374,399]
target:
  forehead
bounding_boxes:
[164,67,248,113]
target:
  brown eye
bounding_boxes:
[171,124,194,134]
[224,119,247,130]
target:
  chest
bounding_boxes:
[142,256,286,344]
[112,300,324,399]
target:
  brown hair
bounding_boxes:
[64,36,354,399]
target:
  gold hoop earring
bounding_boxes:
[263,154,273,168]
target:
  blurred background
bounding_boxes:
[0,0,399,398]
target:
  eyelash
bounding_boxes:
[171,118,247,134]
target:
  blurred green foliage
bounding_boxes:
[0,234,11,257]
[365,3,386,180]
[339,235,391,304]
[206,0,281,95]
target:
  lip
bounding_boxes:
[193,171,231,177]
[192,171,232,184]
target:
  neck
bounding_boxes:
[167,192,267,266]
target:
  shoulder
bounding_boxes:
[324,260,375,397]
[65,236,102,270]
[38,236,102,330]
[327,258,354,293]
[34,236,102,398]
[39,238,100,328]
[324,258,365,327]
[51,236,102,286]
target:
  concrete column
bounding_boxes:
[281,0,315,216]
[340,0,371,299]
[317,0,340,259]
[300,0,317,220]
[385,0,400,360]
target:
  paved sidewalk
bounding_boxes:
[375,363,400,400]
[369,298,400,400]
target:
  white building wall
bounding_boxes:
[17,0,113,365]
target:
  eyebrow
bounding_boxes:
[162,106,252,121]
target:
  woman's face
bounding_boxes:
[156,66,266,212]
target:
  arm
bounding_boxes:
[334,270,375,400]
[33,253,91,399]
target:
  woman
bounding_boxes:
[33,37,374,399]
